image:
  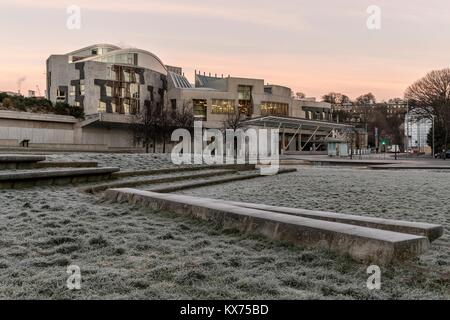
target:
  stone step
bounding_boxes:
[369,165,450,170]
[82,169,237,194]
[104,189,430,264]
[0,167,120,189]
[35,161,98,169]
[207,200,444,242]
[148,169,297,193]
[0,154,46,169]
[113,164,256,178]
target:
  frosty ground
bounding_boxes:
[0,154,449,299]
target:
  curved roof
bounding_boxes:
[76,48,167,75]
[66,43,121,56]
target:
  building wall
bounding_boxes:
[81,125,134,148]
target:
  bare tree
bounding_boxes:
[405,68,450,157]
[355,93,376,105]
[295,92,306,100]
[322,92,351,105]
[132,100,159,153]
[222,110,245,131]
[171,100,194,130]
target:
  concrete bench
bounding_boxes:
[213,200,444,242]
[104,188,430,264]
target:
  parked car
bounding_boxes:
[387,145,400,153]
[435,151,450,159]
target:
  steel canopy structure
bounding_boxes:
[242,116,355,153]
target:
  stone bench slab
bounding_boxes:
[210,200,443,242]
[104,188,430,264]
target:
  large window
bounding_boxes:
[238,85,252,100]
[98,101,106,112]
[260,102,289,116]
[211,99,235,114]
[193,99,207,120]
[238,85,253,116]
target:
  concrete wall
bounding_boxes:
[0,111,138,150]
[81,125,134,148]
[0,111,76,144]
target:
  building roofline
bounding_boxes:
[66,43,121,56]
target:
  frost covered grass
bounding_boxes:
[1,186,448,300]
[45,153,175,170]
[0,155,449,299]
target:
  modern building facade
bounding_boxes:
[46,44,168,148]
[36,44,353,152]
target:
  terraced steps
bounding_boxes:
[147,169,296,193]
[35,161,98,169]
[0,167,120,189]
[82,169,237,194]
[113,164,256,178]
[0,154,46,169]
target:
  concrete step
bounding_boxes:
[82,169,237,194]
[113,164,256,178]
[0,154,46,169]
[147,169,297,193]
[104,189,430,264]
[369,165,450,170]
[35,161,98,169]
[206,200,444,242]
[0,167,120,189]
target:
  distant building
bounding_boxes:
[405,112,432,153]
[0,91,21,97]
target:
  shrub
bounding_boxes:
[2,97,12,108]
[54,102,84,119]
[0,92,8,103]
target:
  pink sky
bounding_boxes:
[1,0,450,101]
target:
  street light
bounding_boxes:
[432,115,435,159]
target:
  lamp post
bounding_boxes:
[432,115,435,159]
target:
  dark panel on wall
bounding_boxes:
[94,79,113,113]
[75,62,85,79]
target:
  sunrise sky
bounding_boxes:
[1,0,450,101]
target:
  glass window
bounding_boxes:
[98,101,106,112]
[69,86,76,96]
[211,99,235,114]
[106,86,112,97]
[260,102,289,116]
[193,99,207,120]
[124,100,130,114]
[238,85,252,100]
[130,83,139,98]
[56,89,66,98]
